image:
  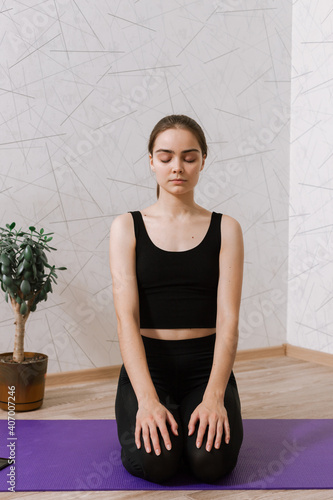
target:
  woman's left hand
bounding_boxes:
[188,397,230,452]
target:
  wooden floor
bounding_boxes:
[1,355,333,499]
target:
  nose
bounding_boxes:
[172,157,184,173]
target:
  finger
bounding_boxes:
[196,420,208,449]
[188,411,199,436]
[142,424,152,453]
[224,416,231,444]
[158,421,172,451]
[135,423,142,449]
[205,419,217,452]
[214,420,224,449]
[166,412,178,437]
[149,424,162,456]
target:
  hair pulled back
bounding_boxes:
[148,115,208,199]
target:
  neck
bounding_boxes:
[155,189,197,217]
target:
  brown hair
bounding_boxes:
[148,115,208,199]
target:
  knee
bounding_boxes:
[121,434,183,484]
[140,446,182,483]
[185,444,239,483]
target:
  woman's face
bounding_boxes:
[150,128,205,196]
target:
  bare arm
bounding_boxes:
[109,213,178,454]
[109,213,157,403]
[203,214,244,400]
[188,214,244,450]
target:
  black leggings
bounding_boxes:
[115,333,243,484]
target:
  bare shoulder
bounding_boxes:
[220,213,243,246]
[110,212,133,231]
[109,213,135,247]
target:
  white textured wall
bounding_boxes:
[288,2,333,353]
[0,1,293,373]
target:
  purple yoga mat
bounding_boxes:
[0,419,332,491]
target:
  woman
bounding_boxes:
[109,114,244,484]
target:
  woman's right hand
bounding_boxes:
[135,398,179,455]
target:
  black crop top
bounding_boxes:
[130,210,222,329]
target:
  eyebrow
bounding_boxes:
[155,148,200,154]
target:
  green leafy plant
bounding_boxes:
[0,222,66,363]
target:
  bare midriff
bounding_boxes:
[140,327,216,341]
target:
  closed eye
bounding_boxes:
[159,158,196,163]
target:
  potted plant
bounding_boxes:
[0,222,66,411]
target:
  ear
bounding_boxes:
[200,154,206,171]
[150,154,155,172]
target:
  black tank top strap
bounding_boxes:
[207,212,222,248]
[216,211,223,245]
[129,211,143,241]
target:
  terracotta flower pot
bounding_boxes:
[0,352,48,411]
